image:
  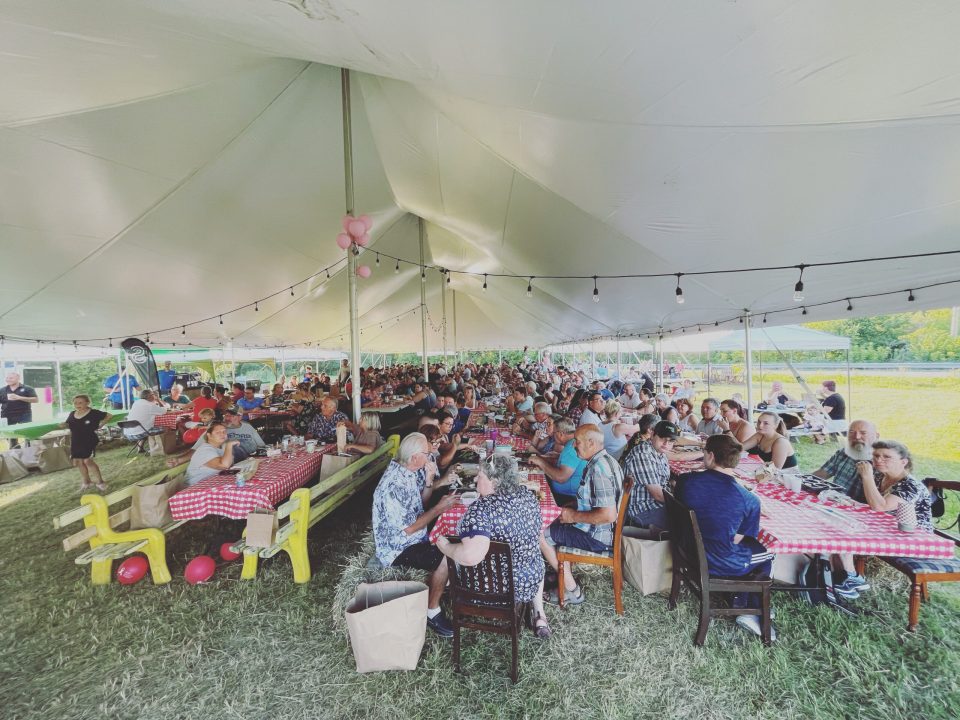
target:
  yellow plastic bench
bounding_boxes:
[53,464,189,585]
[232,434,399,583]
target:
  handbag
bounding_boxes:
[345,581,428,672]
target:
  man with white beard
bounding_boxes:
[812,419,879,599]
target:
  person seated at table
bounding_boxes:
[819,380,846,428]
[214,387,233,415]
[622,421,684,530]
[540,424,624,605]
[813,420,878,502]
[188,386,218,422]
[506,386,534,415]
[265,383,286,405]
[420,424,445,464]
[230,383,245,402]
[291,381,315,403]
[617,383,642,410]
[460,385,480,411]
[343,412,384,454]
[435,411,463,470]
[803,403,830,444]
[182,408,216,446]
[565,389,588,425]
[592,379,613,401]
[162,384,190,409]
[372,433,459,637]
[719,399,754,444]
[619,413,662,462]
[528,418,585,506]
[578,391,605,428]
[654,393,672,414]
[59,394,112,493]
[696,398,725,436]
[674,434,776,640]
[185,423,240,486]
[222,409,266,459]
[765,381,792,406]
[674,397,699,434]
[600,400,641,462]
[672,379,695,401]
[124,390,168,443]
[513,401,552,437]
[740,411,797,470]
[306,396,355,443]
[436,453,551,638]
[235,387,264,419]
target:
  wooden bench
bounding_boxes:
[232,434,399,583]
[53,464,189,585]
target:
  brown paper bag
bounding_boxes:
[0,452,30,484]
[319,452,353,483]
[245,508,278,548]
[345,581,428,673]
[130,475,184,529]
[621,531,672,596]
[37,445,72,473]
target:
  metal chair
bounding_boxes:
[117,420,163,457]
[664,491,773,646]
[445,539,522,684]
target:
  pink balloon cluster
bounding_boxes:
[338,213,373,250]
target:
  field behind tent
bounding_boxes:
[1,373,958,720]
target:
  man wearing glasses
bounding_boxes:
[622,421,681,531]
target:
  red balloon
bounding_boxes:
[116,555,149,585]
[184,555,216,585]
[220,542,241,562]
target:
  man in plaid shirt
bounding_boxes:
[623,421,683,530]
[541,423,623,605]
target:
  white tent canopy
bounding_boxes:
[2,2,959,352]
[707,326,850,353]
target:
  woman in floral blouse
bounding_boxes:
[436,453,550,637]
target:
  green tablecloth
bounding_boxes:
[0,410,129,440]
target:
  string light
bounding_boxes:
[908,290,915,302]
[108,338,113,348]
[527,277,533,298]
[254,301,259,312]
[326,269,330,279]
[675,274,684,304]
[146,333,151,343]
[446,270,451,286]
[592,276,600,303]
[846,298,853,312]
[395,259,400,274]
[290,286,294,296]
[802,306,808,316]
[421,267,426,283]
[219,315,223,325]
[763,314,768,323]
[375,253,380,267]
[482,274,487,292]
[793,265,806,302]
[181,326,186,335]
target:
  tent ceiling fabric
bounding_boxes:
[2,2,959,352]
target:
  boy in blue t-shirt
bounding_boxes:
[675,434,776,640]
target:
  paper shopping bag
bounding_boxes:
[130,475,184,529]
[245,508,279,548]
[345,581,428,673]
[37,445,72,473]
[0,452,30,484]
[621,531,672,596]
[319,452,353,483]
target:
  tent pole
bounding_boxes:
[616,335,621,380]
[846,348,852,418]
[56,359,63,415]
[441,269,448,368]
[341,68,362,422]
[758,349,763,401]
[419,217,429,381]
[280,347,286,385]
[744,312,754,422]
[452,290,458,362]
[229,341,236,386]
[706,352,712,398]
[657,331,664,392]
[116,352,126,410]
[590,342,596,379]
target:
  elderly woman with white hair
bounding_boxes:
[436,453,550,637]
[373,432,459,637]
[600,399,641,462]
[342,412,384,454]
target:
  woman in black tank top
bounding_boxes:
[741,411,797,469]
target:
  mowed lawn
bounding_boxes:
[1,374,959,720]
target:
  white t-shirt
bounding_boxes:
[186,444,224,485]
[125,399,168,437]
[579,408,603,427]
[618,392,642,409]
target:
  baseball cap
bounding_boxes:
[223,408,241,416]
[653,421,681,439]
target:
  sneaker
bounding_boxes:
[736,614,777,642]
[841,574,871,592]
[426,610,454,638]
[834,578,866,600]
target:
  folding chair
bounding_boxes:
[117,421,164,457]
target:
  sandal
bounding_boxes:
[532,612,552,639]
[79,483,94,493]
[96,483,108,492]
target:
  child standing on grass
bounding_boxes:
[60,394,111,493]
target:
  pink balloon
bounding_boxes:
[359,214,373,231]
[336,233,352,250]
[348,220,366,237]
[342,214,354,232]
[355,232,370,247]
[356,265,372,278]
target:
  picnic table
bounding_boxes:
[669,457,955,559]
[169,444,335,520]
[0,410,130,440]
[153,411,191,431]
[429,470,561,543]
[362,401,413,413]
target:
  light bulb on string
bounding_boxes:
[326,268,330,280]
[801,306,808,316]
[421,267,426,283]
[375,253,380,267]
[181,326,186,336]
[219,315,223,325]
[846,298,853,312]
[254,301,259,312]
[394,259,400,274]
[592,276,600,303]
[146,333,151,343]
[793,265,805,302]
[527,277,533,298]
[763,314,768,324]
[482,274,487,292]
[675,274,684,304]
[290,286,295,296]
[908,290,915,302]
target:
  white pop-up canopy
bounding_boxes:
[1,2,959,354]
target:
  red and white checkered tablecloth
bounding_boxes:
[465,432,531,453]
[169,444,335,520]
[153,411,191,430]
[245,409,293,421]
[429,471,562,543]
[667,457,954,559]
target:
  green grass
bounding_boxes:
[2,373,960,719]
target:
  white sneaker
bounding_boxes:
[736,614,777,642]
